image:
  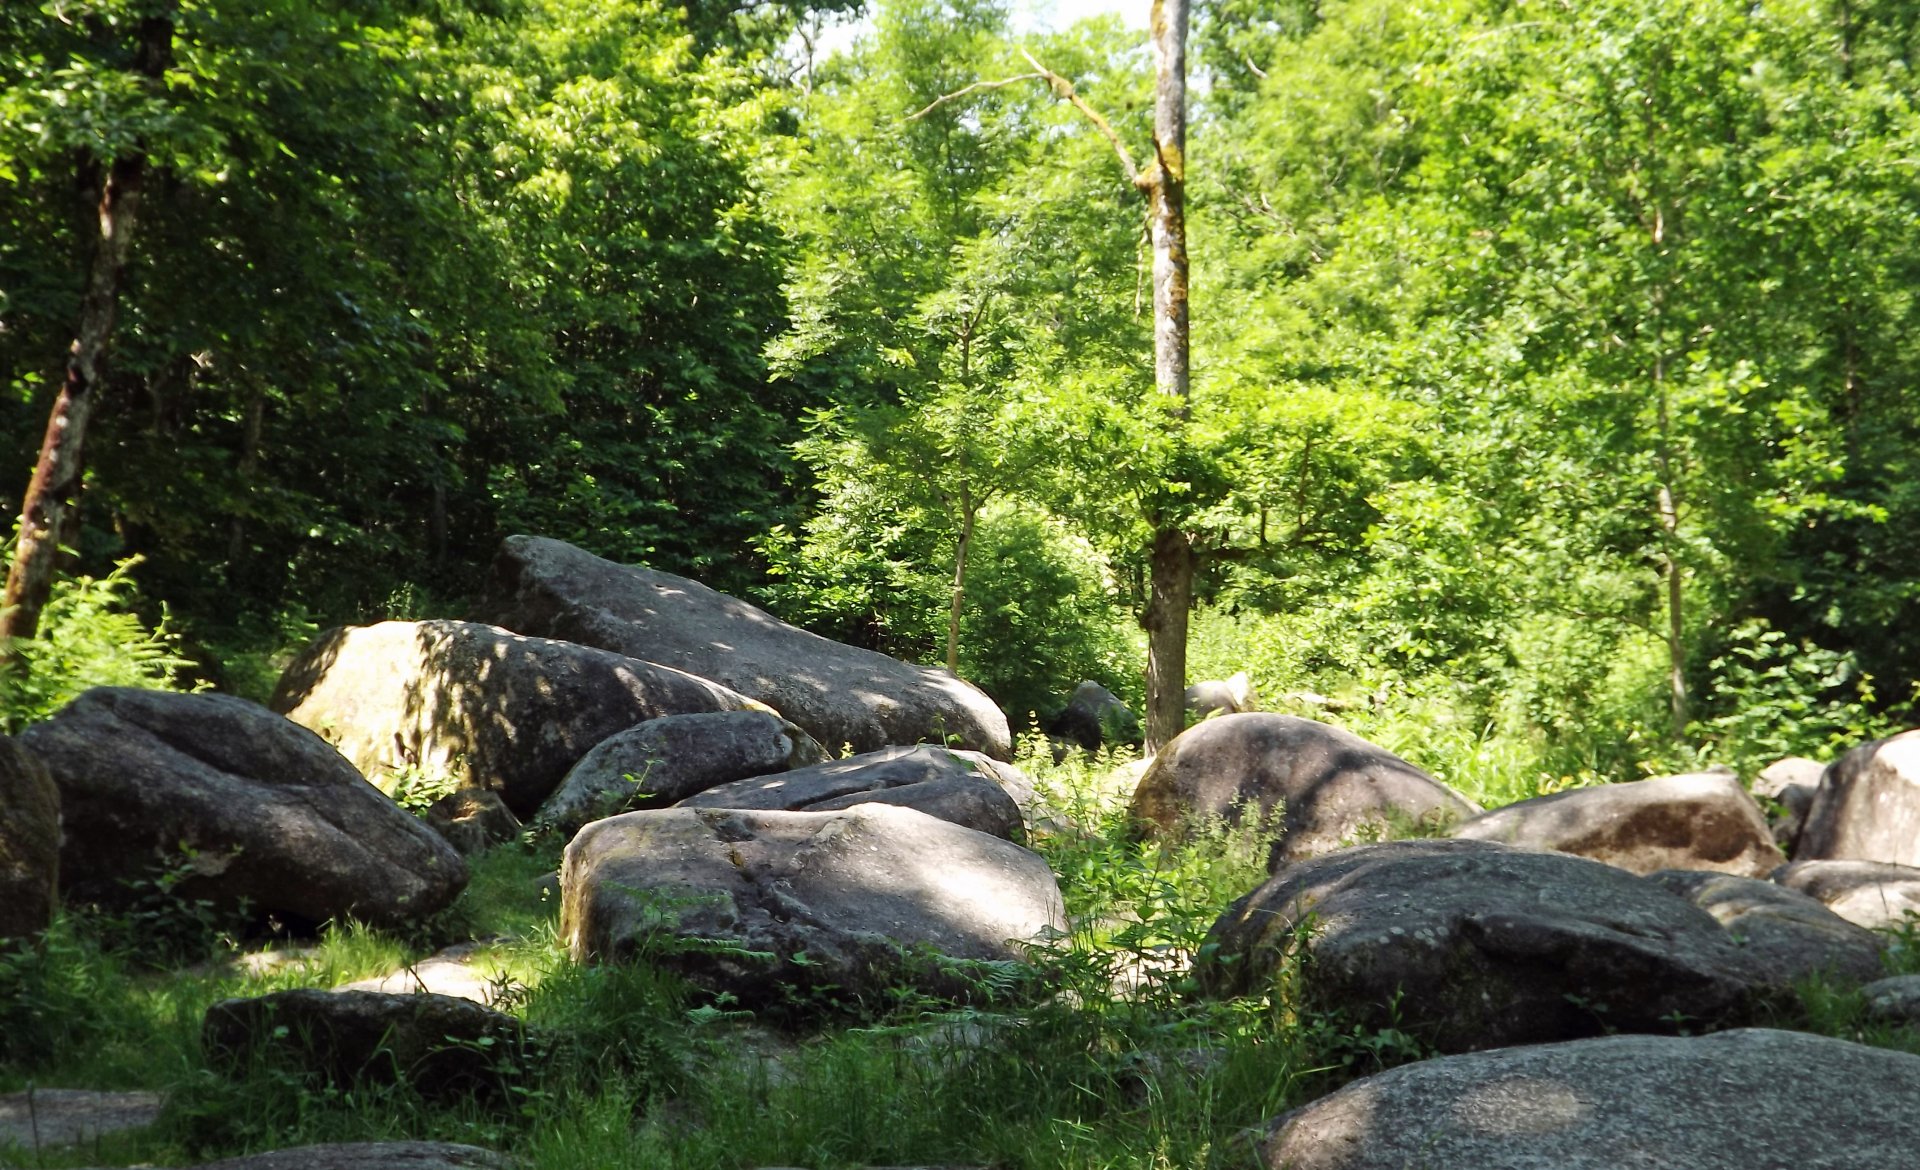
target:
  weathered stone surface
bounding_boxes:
[1130,714,1478,866]
[425,790,522,857]
[562,804,1065,1008]
[1773,859,1920,929]
[1199,839,1760,1052]
[537,710,827,837]
[0,735,59,941]
[1754,756,1825,800]
[1184,671,1255,718]
[1799,729,1920,866]
[1772,782,1817,854]
[204,989,528,1102]
[273,619,758,817]
[1643,868,1885,987]
[1862,975,1920,1025]
[185,1143,509,1170]
[1259,1029,1920,1170]
[1450,772,1780,877]
[485,535,1011,759]
[0,1088,161,1149]
[679,745,1027,840]
[338,941,521,1005]
[1047,681,1138,752]
[21,689,466,929]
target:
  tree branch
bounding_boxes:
[904,52,1143,188]
[906,73,1045,121]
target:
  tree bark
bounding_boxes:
[1,10,173,650]
[1653,352,1688,738]
[1141,0,1192,754]
[947,486,977,674]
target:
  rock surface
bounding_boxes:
[173,1143,509,1170]
[273,619,759,817]
[338,941,521,1005]
[562,804,1065,1008]
[1798,729,1920,865]
[1259,1029,1920,1170]
[1184,671,1256,718]
[1643,868,1885,987]
[0,735,59,941]
[21,688,466,928]
[1861,975,1920,1025]
[1754,756,1825,800]
[537,710,827,837]
[1130,714,1478,866]
[1773,859,1920,929]
[1450,772,1779,877]
[203,989,527,1101]
[679,745,1027,841]
[1199,839,1761,1052]
[0,1088,162,1149]
[485,535,1011,759]
[425,790,522,857]
[1048,681,1138,752]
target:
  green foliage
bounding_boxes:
[0,555,190,732]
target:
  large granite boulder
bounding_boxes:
[1198,839,1761,1052]
[21,688,466,929]
[272,619,759,817]
[1047,681,1138,752]
[1450,772,1779,877]
[1773,858,1920,929]
[0,735,59,942]
[679,745,1028,841]
[1185,672,1256,718]
[204,989,528,1102]
[537,710,828,838]
[1643,868,1885,987]
[1259,1029,1920,1170]
[424,790,522,857]
[1130,714,1478,866]
[484,535,1011,759]
[1754,756,1825,800]
[562,804,1065,1009]
[1798,729,1920,865]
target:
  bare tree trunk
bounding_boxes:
[947,486,976,674]
[225,384,267,567]
[1,10,172,651]
[1141,0,1191,754]
[1653,350,1688,738]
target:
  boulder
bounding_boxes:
[1642,868,1884,987]
[1047,682,1138,752]
[1129,714,1478,866]
[21,689,466,929]
[1798,729,1920,865]
[1184,671,1255,718]
[484,535,1011,759]
[1773,859,1920,929]
[679,745,1028,841]
[273,619,760,817]
[537,710,828,837]
[1772,782,1817,854]
[1754,756,1825,800]
[1198,839,1761,1052]
[1259,1029,1920,1170]
[425,790,521,857]
[562,804,1066,1009]
[0,1088,161,1149]
[0,735,59,941]
[1861,975,1920,1025]
[177,1143,508,1170]
[1449,772,1779,877]
[338,941,520,1004]
[203,989,528,1102]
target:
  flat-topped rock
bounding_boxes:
[1451,772,1779,877]
[1260,1029,1920,1169]
[0,1088,162,1149]
[273,619,760,817]
[679,744,1028,840]
[1773,858,1920,929]
[1643,868,1885,987]
[337,941,519,1005]
[484,535,1011,759]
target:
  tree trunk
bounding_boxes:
[1,10,172,650]
[947,487,977,674]
[1141,0,1192,754]
[1653,351,1688,738]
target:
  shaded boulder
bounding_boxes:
[272,619,759,817]
[204,989,528,1102]
[1184,671,1255,718]
[1861,975,1920,1025]
[0,735,59,941]
[679,745,1028,841]
[180,1143,508,1170]
[537,710,828,838]
[1798,729,1920,865]
[21,689,466,929]
[425,791,521,857]
[1047,682,1139,752]
[1754,756,1825,800]
[1773,859,1920,929]
[1450,772,1779,877]
[484,535,1011,759]
[1259,1029,1920,1170]
[1198,839,1760,1053]
[1129,714,1478,866]
[1643,868,1885,987]
[562,804,1065,1010]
